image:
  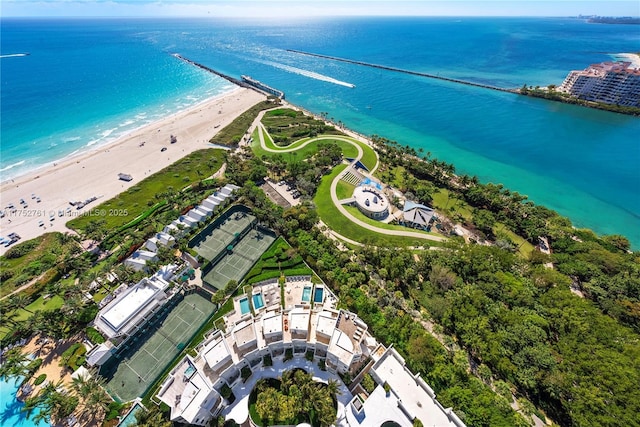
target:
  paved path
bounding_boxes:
[255,121,445,244]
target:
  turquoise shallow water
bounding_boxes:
[1,17,639,246]
[0,376,47,426]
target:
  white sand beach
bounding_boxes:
[613,52,640,68]
[0,88,265,254]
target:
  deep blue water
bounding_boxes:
[1,17,639,246]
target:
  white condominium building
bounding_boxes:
[558,61,640,107]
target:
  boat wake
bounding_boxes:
[0,53,29,58]
[259,59,355,88]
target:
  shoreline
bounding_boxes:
[613,52,640,68]
[0,88,266,253]
[1,87,242,186]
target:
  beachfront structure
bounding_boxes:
[156,278,465,427]
[156,356,221,426]
[353,184,389,220]
[187,209,208,222]
[88,264,183,367]
[402,200,435,229]
[93,269,174,340]
[145,231,176,252]
[558,61,640,107]
[123,249,159,272]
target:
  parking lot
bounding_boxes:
[262,178,301,208]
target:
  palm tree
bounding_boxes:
[0,347,32,383]
[132,405,172,427]
[325,378,341,398]
[9,294,33,314]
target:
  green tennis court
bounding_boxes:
[202,229,275,290]
[103,292,215,402]
[190,208,256,261]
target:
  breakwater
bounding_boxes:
[172,53,248,88]
[241,75,285,99]
[172,54,285,99]
[287,49,518,94]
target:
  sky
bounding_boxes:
[1,0,639,18]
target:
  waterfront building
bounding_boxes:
[401,200,435,230]
[558,61,640,107]
[353,184,389,220]
[156,278,465,427]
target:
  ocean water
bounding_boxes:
[1,17,639,246]
[0,376,47,426]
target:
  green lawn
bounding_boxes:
[0,295,65,340]
[0,232,80,300]
[67,148,225,233]
[494,223,535,258]
[252,134,361,162]
[343,205,443,242]
[431,188,473,221]
[244,236,311,284]
[336,180,356,200]
[210,100,273,146]
[253,123,378,171]
[314,166,429,247]
[261,108,343,145]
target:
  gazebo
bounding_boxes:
[401,201,435,230]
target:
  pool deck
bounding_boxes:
[283,278,313,309]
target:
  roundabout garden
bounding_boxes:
[248,368,339,427]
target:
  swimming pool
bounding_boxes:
[361,177,382,190]
[252,293,265,309]
[0,376,47,427]
[239,297,251,315]
[302,286,312,302]
[117,402,144,427]
[314,287,324,304]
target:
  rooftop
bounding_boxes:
[232,320,257,350]
[202,333,233,372]
[94,276,169,339]
[373,348,464,427]
[353,185,388,214]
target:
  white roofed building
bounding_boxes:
[157,356,221,426]
[155,277,465,427]
[124,249,158,272]
[558,61,640,107]
[93,276,170,340]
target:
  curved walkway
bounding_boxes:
[255,120,446,244]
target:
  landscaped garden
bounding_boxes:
[244,236,312,284]
[314,166,429,247]
[261,108,343,145]
[248,369,339,427]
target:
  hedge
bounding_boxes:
[86,326,106,344]
[34,374,47,386]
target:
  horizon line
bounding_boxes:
[3,14,639,19]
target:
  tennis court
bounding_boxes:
[190,207,256,261]
[202,229,276,290]
[102,292,215,402]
